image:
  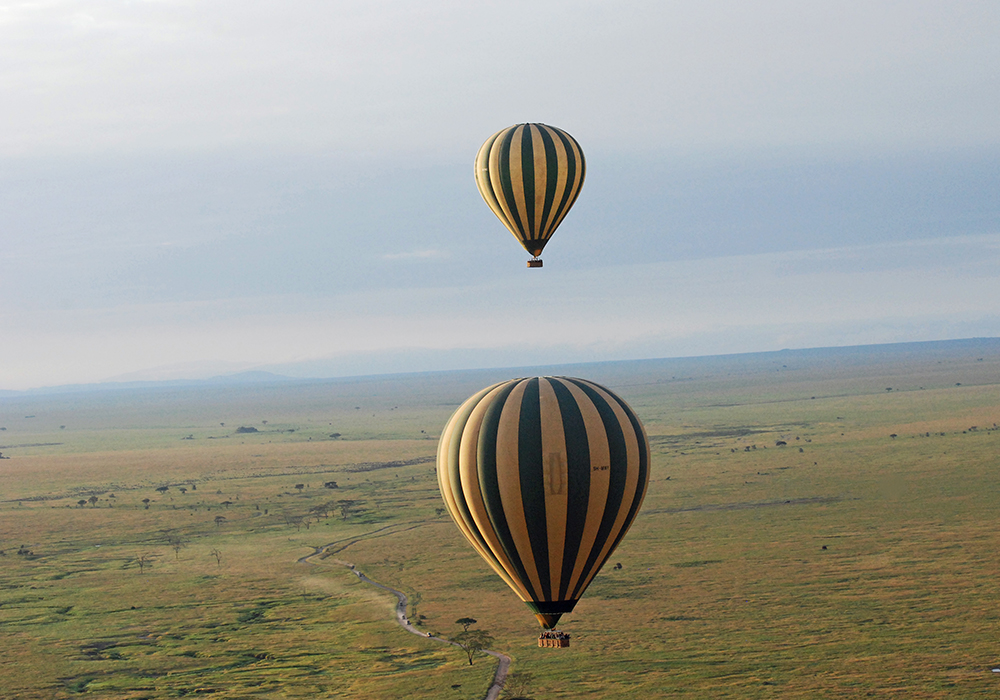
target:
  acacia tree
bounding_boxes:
[453,630,495,666]
[135,553,154,574]
[501,671,535,699]
[408,592,422,623]
[336,499,362,520]
[310,502,335,520]
[165,533,184,559]
[456,617,477,632]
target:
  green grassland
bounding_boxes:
[2,339,1000,698]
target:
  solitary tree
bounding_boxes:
[214,515,227,528]
[456,617,477,631]
[409,592,422,623]
[88,495,99,507]
[135,553,154,574]
[453,630,495,666]
[210,548,222,568]
[501,671,535,699]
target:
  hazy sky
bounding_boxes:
[2,1,999,390]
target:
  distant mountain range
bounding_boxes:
[2,337,998,398]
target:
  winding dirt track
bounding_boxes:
[298,535,512,700]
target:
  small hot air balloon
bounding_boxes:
[474,124,586,268]
[437,377,649,633]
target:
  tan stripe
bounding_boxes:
[538,125,568,239]
[571,380,646,595]
[437,397,513,591]
[488,126,526,246]
[436,402,460,500]
[493,380,545,598]
[437,386,523,596]
[475,129,512,231]
[538,378,568,600]
[458,382,534,602]
[557,378,612,596]
[437,383,498,510]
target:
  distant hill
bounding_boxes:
[2,337,998,398]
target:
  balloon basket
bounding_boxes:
[538,631,570,648]
[527,258,543,268]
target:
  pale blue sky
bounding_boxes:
[2,1,999,390]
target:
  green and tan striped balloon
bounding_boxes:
[474,124,586,264]
[437,376,649,629]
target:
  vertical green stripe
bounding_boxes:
[520,125,537,241]
[477,380,538,602]
[563,378,629,600]
[548,378,592,601]
[516,378,551,598]
[549,129,584,230]
[537,126,560,240]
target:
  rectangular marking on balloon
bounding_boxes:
[544,452,567,496]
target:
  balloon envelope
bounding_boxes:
[474,124,586,261]
[437,376,649,629]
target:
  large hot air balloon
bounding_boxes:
[474,124,586,268]
[437,376,649,632]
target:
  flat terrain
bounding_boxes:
[2,338,1000,698]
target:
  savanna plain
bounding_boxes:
[2,339,999,699]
